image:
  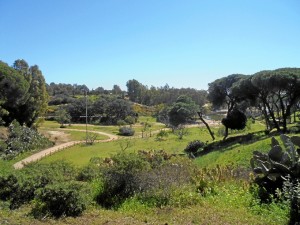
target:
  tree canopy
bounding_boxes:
[0,60,48,126]
[231,68,300,133]
[168,95,199,127]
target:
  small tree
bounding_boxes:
[156,129,169,141]
[168,95,199,128]
[55,108,71,128]
[174,125,188,140]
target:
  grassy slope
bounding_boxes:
[0,119,292,224]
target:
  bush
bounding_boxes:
[95,151,196,209]
[0,161,77,209]
[1,120,53,159]
[125,116,136,125]
[32,182,87,218]
[77,163,100,181]
[222,109,247,130]
[118,126,135,136]
[117,120,127,126]
[184,140,205,155]
[0,174,19,202]
[95,151,150,208]
[156,129,168,141]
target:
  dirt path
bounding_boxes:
[13,130,119,169]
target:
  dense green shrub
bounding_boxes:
[77,163,101,181]
[118,126,135,136]
[95,151,196,208]
[1,120,53,159]
[125,116,136,125]
[117,120,127,126]
[0,161,78,209]
[32,182,88,218]
[222,109,247,131]
[96,151,150,208]
[0,174,19,201]
[0,173,49,209]
[155,129,168,141]
[184,140,205,155]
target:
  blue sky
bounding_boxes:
[1,0,300,91]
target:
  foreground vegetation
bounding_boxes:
[0,119,295,224]
[1,59,300,224]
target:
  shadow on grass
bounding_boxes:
[195,130,271,157]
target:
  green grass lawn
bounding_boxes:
[63,130,108,141]
[38,126,220,166]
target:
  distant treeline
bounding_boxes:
[47,80,208,107]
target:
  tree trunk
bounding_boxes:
[223,127,229,140]
[197,112,215,141]
[264,100,281,132]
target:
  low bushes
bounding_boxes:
[118,126,135,136]
[184,140,205,156]
[32,182,88,218]
[95,150,198,208]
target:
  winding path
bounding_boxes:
[13,129,119,169]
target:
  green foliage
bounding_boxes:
[76,161,101,181]
[222,109,247,130]
[125,116,136,125]
[32,182,88,218]
[95,151,150,208]
[155,129,169,141]
[117,119,127,126]
[279,177,300,224]
[0,61,30,125]
[250,134,300,201]
[118,126,135,136]
[1,120,53,159]
[95,151,195,209]
[184,140,205,155]
[174,125,189,140]
[55,107,71,128]
[168,95,199,127]
[208,74,246,110]
[0,161,80,211]
[0,174,19,202]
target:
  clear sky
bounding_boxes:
[1,0,300,91]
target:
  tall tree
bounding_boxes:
[106,99,135,124]
[208,74,246,112]
[112,84,122,95]
[251,68,300,132]
[208,74,246,138]
[12,59,29,79]
[0,61,30,125]
[126,79,143,103]
[14,64,49,126]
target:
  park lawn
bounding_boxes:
[37,122,267,168]
[38,127,217,167]
[39,118,166,136]
[63,130,108,141]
